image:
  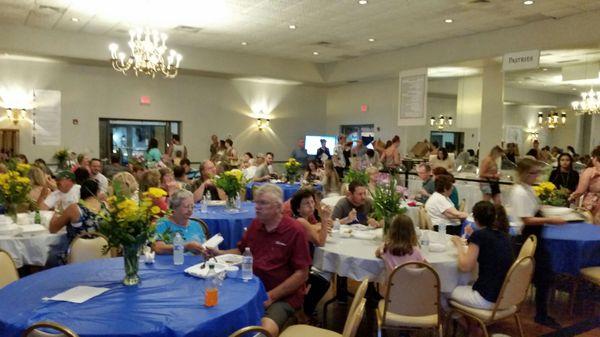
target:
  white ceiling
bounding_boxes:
[2,0,600,63]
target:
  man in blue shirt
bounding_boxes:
[290,138,309,167]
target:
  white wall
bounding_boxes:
[0,58,327,163]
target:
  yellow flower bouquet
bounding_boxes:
[533,181,570,207]
[215,169,245,209]
[98,185,167,285]
[284,158,302,183]
[0,161,32,222]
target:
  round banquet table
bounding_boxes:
[313,230,473,293]
[245,182,322,201]
[0,256,267,337]
[0,231,68,268]
[542,222,600,275]
[193,201,255,250]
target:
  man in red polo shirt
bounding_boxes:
[214,184,311,337]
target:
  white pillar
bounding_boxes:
[479,64,504,165]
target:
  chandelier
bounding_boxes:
[108,28,182,79]
[538,111,566,129]
[430,115,453,130]
[571,88,600,115]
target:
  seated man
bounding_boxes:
[212,184,311,337]
[40,171,81,212]
[414,163,434,203]
[332,181,380,227]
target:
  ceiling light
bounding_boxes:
[542,68,548,71]
[288,24,296,30]
[444,19,453,23]
[313,51,319,55]
[241,42,248,46]
[358,0,368,5]
[523,0,534,5]
[71,17,79,22]
[368,38,375,42]
[572,88,577,91]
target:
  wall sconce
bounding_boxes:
[526,128,539,139]
[257,117,270,131]
[430,115,453,130]
[5,108,27,125]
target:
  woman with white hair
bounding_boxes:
[153,189,207,255]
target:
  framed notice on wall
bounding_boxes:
[398,68,428,126]
[32,89,61,146]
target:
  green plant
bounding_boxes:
[0,160,32,219]
[215,169,245,198]
[371,176,406,221]
[343,169,369,185]
[284,158,302,182]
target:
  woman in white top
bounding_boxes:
[425,174,468,236]
[429,147,454,172]
[509,157,566,329]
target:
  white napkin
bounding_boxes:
[184,262,227,278]
[203,234,224,249]
[45,286,110,304]
[429,243,446,252]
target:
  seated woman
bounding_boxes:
[432,167,459,208]
[321,160,341,197]
[366,166,380,197]
[193,160,226,202]
[290,189,333,321]
[153,189,207,255]
[549,153,579,194]
[450,201,513,334]
[303,160,322,183]
[111,171,140,201]
[430,147,454,172]
[28,165,52,208]
[49,179,102,241]
[425,174,468,235]
[569,146,600,224]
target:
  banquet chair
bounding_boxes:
[376,262,442,337]
[418,206,433,230]
[280,298,366,337]
[228,326,273,337]
[323,278,369,329]
[0,248,19,288]
[190,217,211,238]
[446,256,535,337]
[22,321,79,337]
[67,234,111,264]
[569,266,600,316]
[516,235,537,260]
[458,199,466,212]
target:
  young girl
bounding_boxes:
[376,214,425,273]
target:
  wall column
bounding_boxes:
[479,63,504,165]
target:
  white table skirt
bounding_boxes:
[313,231,473,293]
[0,232,68,268]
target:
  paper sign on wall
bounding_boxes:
[32,89,61,146]
[398,68,428,126]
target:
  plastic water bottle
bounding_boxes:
[34,210,41,225]
[420,230,430,251]
[242,247,253,282]
[200,195,208,213]
[333,218,341,231]
[204,264,219,307]
[173,232,184,265]
[235,193,241,209]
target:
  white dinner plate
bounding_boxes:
[215,254,243,266]
[352,231,377,240]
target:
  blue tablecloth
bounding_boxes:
[542,222,600,275]
[245,182,322,201]
[193,201,256,250]
[0,256,267,337]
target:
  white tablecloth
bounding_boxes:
[313,230,473,293]
[0,232,68,268]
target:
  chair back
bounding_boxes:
[190,218,211,238]
[67,234,110,264]
[228,326,273,337]
[517,235,537,260]
[342,298,366,337]
[348,279,369,317]
[458,199,466,212]
[0,249,19,288]
[493,256,535,314]
[383,262,440,321]
[418,206,433,230]
[22,321,78,337]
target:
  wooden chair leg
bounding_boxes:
[514,314,525,337]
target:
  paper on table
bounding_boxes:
[203,234,224,249]
[45,286,110,304]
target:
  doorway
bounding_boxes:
[0,129,19,157]
[430,131,463,153]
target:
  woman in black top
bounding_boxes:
[450,201,513,335]
[549,153,579,193]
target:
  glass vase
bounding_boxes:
[225,195,237,211]
[4,203,17,224]
[122,243,141,286]
[383,215,395,236]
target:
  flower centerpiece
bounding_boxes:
[53,148,70,170]
[343,169,370,185]
[284,158,302,183]
[371,176,406,234]
[533,181,570,207]
[215,169,245,210]
[0,160,32,222]
[98,186,166,285]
